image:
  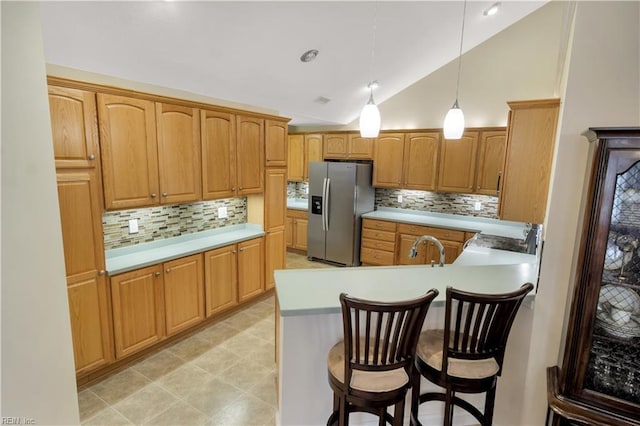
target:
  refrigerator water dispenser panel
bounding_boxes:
[311,196,323,215]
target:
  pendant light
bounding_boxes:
[443,0,467,140]
[359,3,381,138]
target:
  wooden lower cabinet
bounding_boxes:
[360,219,397,266]
[286,209,308,251]
[238,238,265,302]
[163,254,204,336]
[265,228,285,290]
[110,265,165,359]
[204,245,239,317]
[395,224,467,266]
[67,276,113,375]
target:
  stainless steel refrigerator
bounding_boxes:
[307,161,375,266]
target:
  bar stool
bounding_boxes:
[327,290,439,426]
[410,283,533,426]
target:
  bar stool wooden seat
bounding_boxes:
[327,290,439,426]
[410,283,534,426]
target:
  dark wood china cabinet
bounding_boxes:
[548,128,640,425]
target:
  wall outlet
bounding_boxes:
[474,201,482,211]
[218,206,228,218]
[398,195,403,203]
[128,219,139,234]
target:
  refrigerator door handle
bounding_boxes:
[323,178,331,231]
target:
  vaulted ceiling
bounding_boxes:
[40,1,547,126]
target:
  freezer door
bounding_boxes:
[325,162,357,265]
[307,162,327,260]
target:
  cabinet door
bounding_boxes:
[405,132,440,191]
[305,134,324,180]
[201,110,236,199]
[98,94,159,209]
[425,240,463,265]
[324,134,348,159]
[286,216,294,248]
[265,228,285,290]
[238,238,265,302]
[396,234,426,265]
[48,86,100,169]
[287,135,305,182]
[437,132,479,193]
[475,130,506,195]
[163,254,204,336]
[499,100,560,223]
[156,103,201,204]
[293,218,308,251]
[67,276,113,375]
[265,168,287,230]
[236,116,264,195]
[265,120,287,167]
[57,170,105,283]
[111,265,165,359]
[373,133,404,188]
[348,134,374,159]
[204,245,238,317]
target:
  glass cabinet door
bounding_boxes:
[584,156,640,404]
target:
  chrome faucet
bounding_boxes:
[408,235,446,267]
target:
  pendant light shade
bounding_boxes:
[443,100,465,139]
[359,89,380,138]
[443,0,467,140]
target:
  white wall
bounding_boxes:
[1,3,80,424]
[515,1,640,424]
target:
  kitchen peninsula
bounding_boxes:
[275,245,538,425]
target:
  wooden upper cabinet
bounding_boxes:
[201,110,236,199]
[475,130,506,196]
[265,168,287,230]
[348,134,374,159]
[156,103,202,204]
[499,99,560,224]
[236,115,264,195]
[57,169,105,282]
[265,119,288,167]
[48,86,100,169]
[437,131,479,193]
[98,94,159,210]
[306,134,323,179]
[324,134,348,158]
[373,133,405,188]
[287,134,305,182]
[404,132,440,191]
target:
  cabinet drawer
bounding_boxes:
[362,218,396,232]
[361,248,395,266]
[287,209,307,219]
[362,238,395,252]
[396,223,465,242]
[361,228,396,242]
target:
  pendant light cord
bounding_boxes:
[369,1,378,92]
[454,0,467,102]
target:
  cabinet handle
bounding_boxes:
[154,272,161,277]
[151,193,157,198]
[88,154,95,160]
[165,268,171,273]
[232,250,236,254]
[162,192,168,197]
[98,270,106,276]
[496,172,502,195]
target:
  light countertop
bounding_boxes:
[363,208,527,239]
[105,224,264,275]
[275,263,536,317]
[453,246,537,266]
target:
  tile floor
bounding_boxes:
[78,252,332,425]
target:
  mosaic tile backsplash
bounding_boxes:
[288,182,498,219]
[103,198,247,249]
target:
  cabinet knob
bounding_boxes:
[154,272,161,277]
[98,270,106,276]
[239,187,243,190]
[232,187,236,191]
[232,250,236,254]
[162,192,168,197]
[151,193,157,198]
[88,154,95,160]
[165,268,171,273]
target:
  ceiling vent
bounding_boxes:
[314,96,331,105]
